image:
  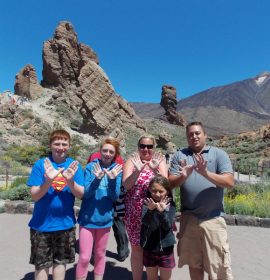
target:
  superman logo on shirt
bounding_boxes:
[51,173,67,192]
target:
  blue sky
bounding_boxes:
[1,0,270,102]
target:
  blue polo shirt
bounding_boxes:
[169,146,233,219]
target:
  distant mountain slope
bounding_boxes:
[131,72,270,136]
[177,72,270,116]
[130,102,163,118]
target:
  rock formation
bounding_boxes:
[41,21,145,137]
[160,85,186,126]
[260,124,270,142]
[156,131,176,153]
[41,21,99,89]
[14,64,43,100]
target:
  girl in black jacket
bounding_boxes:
[140,175,176,280]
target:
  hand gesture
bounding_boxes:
[92,163,104,179]
[131,153,146,172]
[145,197,157,210]
[179,159,194,178]
[149,152,164,170]
[104,164,123,179]
[193,154,207,176]
[44,158,63,181]
[156,196,170,212]
[62,161,78,181]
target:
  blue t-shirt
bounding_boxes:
[169,146,233,219]
[78,159,122,228]
[27,156,84,232]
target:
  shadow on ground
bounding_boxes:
[19,250,146,280]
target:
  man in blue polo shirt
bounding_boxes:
[169,121,234,280]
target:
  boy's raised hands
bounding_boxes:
[44,158,64,181]
[63,161,79,181]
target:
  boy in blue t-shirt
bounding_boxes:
[27,129,84,280]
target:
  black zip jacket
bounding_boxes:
[140,201,176,253]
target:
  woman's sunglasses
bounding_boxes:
[139,144,154,150]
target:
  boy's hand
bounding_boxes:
[104,164,122,180]
[92,163,104,179]
[62,161,78,181]
[44,158,63,181]
[145,198,157,210]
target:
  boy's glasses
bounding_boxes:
[139,144,154,150]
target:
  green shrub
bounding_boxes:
[3,145,47,166]
[0,184,32,202]
[225,182,270,198]
[20,109,34,119]
[10,128,24,136]
[21,122,31,130]
[55,104,70,115]
[224,182,270,218]
[0,157,29,175]
[224,192,270,218]
[173,187,181,211]
[9,177,28,189]
[35,117,42,124]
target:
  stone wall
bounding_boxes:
[1,199,269,228]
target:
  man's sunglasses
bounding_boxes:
[139,144,154,150]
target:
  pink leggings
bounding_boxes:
[76,226,111,278]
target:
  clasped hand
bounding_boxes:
[179,154,207,177]
[144,196,170,212]
[193,154,208,176]
[92,163,122,180]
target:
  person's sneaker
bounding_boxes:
[117,251,129,262]
[117,255,128,262]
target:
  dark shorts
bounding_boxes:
[30,227,76,270]
[143,247,175,269]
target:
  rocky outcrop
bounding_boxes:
[41,21,145,137]
[156,131,176,153]
[14,64,43,100]
[42,21,99,89]
[160,85,186,126]
[237,131,257,141]
[260,124,270,141]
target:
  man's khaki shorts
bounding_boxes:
[177,214,233,280]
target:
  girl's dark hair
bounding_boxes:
[149,174,172,196]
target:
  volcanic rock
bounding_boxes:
[156,131,176,153]
[41,21,145,137]
[14,64,43,100]
[260,124,270,141]
[160,85,186,126]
